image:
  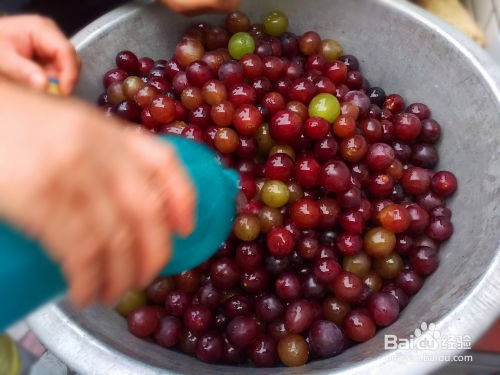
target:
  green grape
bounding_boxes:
[320,39,343,62]
[343,252,372,278]
[263,11,288,36]
[0,334,21,375]
[233,214,261,241]
[115,290,147,317]
[228,32,255,60]
[261,180,289,208]
[308,93,340,123]
[255,123,275,154]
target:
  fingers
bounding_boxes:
[0,15,80,93]
[110,155,172,288]
[101,225,136,305]
[30,17,80,95]
[136,213,172,287]
[65,256,103,308]
[49,175,148,307]
[0,47,47,90]
[216,0,241,12]
[33,126,175,307]
[160,0,240,15]
[126,132,196,237]
[39,177,109,307]
[60,164,140,306]
[55,206,104,307]
[71,179,137,306]
[51,177,139,307]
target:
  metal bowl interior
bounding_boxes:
[28,1,500,374]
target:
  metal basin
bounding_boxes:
[28,0,500,374]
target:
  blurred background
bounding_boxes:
[1,0,499,374]
[462,0,500,60]
[6,0,500,62]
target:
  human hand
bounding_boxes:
[158,0,240,16]
[0,80,195,307]
[0,15,80,95]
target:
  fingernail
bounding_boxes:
[29,73,47,90]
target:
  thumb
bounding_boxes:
[0,49,48,90]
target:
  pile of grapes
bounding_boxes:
[100,10,458,367]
